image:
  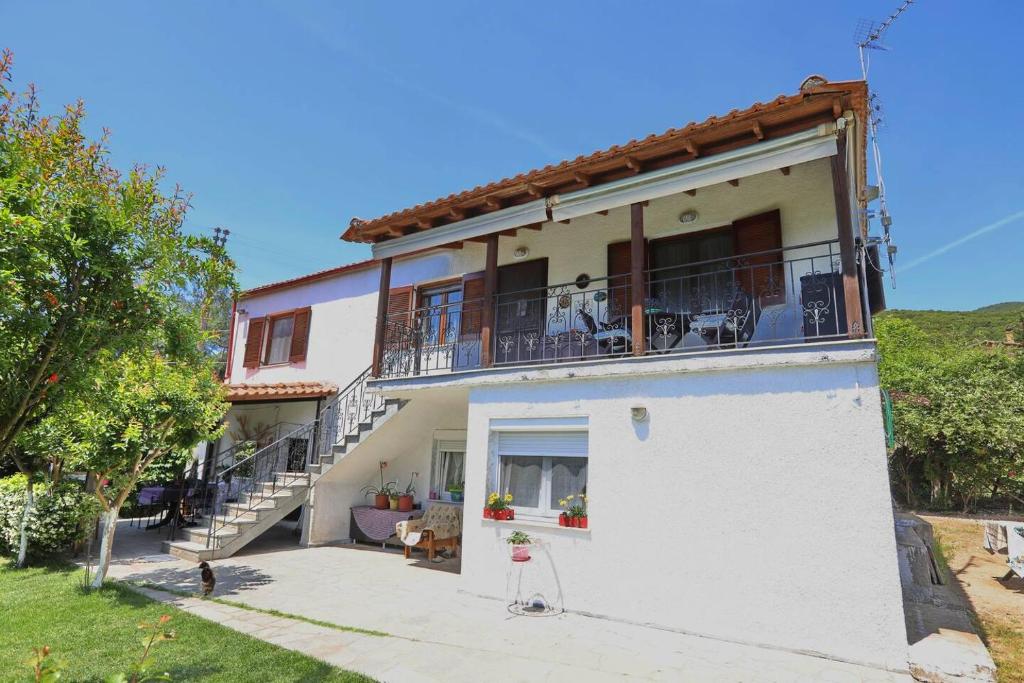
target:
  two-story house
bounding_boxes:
[170,76,907,674]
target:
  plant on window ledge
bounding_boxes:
[446,484,464,503]
[484,492,514,521]
[507,530,532,562]
[558,494,588,528]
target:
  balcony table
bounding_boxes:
[350,505,424,548]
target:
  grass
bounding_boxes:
[128,580,390,638]
[928,519,1024,683]
[0,560,375,682]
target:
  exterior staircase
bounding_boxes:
[163,368,402,562]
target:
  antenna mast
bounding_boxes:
[854,0,915,286]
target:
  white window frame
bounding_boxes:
[490,417,588,521]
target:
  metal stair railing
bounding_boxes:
[205,366,384,549]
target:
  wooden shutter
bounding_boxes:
[384,286,413,345]
[242,316,266,368]
[459,272,485,336]
[865,244,887,315]
[288,307,312,362]
[606,240,647,320]
[733,209,783,305]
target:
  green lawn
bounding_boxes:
[0,560,375,682]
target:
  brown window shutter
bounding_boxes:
[607,240,647,319]
[384,286,414,344]
[733,209,783,305]
[289,307,312,362]
[459,272,485,336]
[242,316,267,368]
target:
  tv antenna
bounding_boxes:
[212,226,231,249]
[854,0,915,286]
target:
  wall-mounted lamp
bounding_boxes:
[237,308,248,316]
[513,246,530,260]
[630,406,649,423]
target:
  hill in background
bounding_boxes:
[876,301,1024,344]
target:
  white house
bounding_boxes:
[170,76,908,675]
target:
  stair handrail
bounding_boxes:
[205,365,382,550]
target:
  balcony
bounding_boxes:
[376,240,852,379]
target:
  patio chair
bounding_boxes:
[396,503,462,562]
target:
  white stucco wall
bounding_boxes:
[456,351,907,671]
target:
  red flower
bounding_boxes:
[47,373,59,384]
[44,292,58,307]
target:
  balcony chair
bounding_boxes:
[396,503,463,562]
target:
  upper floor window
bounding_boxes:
[265,314,295,365]
[241,307,312,369]
[418,283,462,346]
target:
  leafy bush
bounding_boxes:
[0,475,98,557]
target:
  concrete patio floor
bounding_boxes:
[99,520,913,682]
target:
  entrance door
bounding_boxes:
[494,258,548,364]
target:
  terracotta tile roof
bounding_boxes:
[343,77,868,244]
[225,381,337,403]
[240,258,378,299]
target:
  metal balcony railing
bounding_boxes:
[377,240,847,379]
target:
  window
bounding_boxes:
[418,284,462,346]
[430,440,466,501]
[493,425,588,518]
[265,315,294,364]
[649,229,735,314]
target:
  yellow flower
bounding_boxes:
[504,493,513,503]
[567,494,575,501]
[559,499,567,507]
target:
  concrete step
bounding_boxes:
[177,526,239,548]
[162,540,216,562]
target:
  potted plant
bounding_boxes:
[559,493,588,528]
[398,472,418,512]
[387,483,400,511]
[485,491,514,520]
[507,530,532,562]
[447,484,464,503]
[362,462,396,510]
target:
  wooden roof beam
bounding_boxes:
[526,183,545,198]
[751,120,765,140]
[779,166,791,176]
[483,197,503,211]
[597,209,609,216]
[449,207,467,221]
[625,156,643,174]
[574,171,592,187]
[523,223,543,231]
[558,219,571,225]
[727,179,740,187]
[684,139,700,157]
[416,218,435,230]
[684,189,697,197]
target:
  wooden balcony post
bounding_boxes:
[480,234,499,367]
[830,136,866,338]
[630,202,646,355]
[371,256,393,377]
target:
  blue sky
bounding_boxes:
[5,1,1023,310]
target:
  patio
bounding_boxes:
[97,520,912,682]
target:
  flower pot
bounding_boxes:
[507,508,515,520]
[389,496,399,511]
[483,507,494,519]
[558,513,569,527]
[374,494,389,510]
[398,494,413,512]
[577,516,588,529]
[511,544,531,562]
[569,516,579,527]
[450,490,464,503]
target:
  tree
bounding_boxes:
[0,50,236,565]
[62,329,227,587]
[876,315,1024,511]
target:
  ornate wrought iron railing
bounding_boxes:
[377,240,847,378]
[205,365,383,549]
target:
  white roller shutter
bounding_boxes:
[497,431,588,457]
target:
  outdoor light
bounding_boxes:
[513,246,530,259]
[630,406,649,423]
[678,209,699,224]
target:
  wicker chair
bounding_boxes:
[396,504,462,561]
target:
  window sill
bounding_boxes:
[480,517,590,534]
[259,362,293,368]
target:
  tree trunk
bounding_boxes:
[15,475,35,568]
[90,508,120,589]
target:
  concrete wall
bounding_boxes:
[457,354,907,671]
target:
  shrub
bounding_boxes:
[0,475,99,557]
